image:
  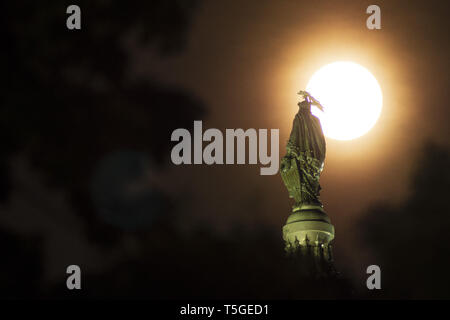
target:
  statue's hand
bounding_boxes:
[281,156,292,172]
[286,142,300,159]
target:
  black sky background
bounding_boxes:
[1,0,449,299]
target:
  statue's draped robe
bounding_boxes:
[288,106,326,163]
[283,102,326,207]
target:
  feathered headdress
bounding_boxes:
[298,90,324,112]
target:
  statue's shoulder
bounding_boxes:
[310,113,321,123]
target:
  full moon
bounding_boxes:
[306,61,383,140]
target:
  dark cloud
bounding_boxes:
[359,142,450,298]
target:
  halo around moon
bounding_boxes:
[306,61,383,140]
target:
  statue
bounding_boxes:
[280,90,335,269]
[281,90,326,211]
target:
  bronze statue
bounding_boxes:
[281,91,335,267]
[281,91,326,211]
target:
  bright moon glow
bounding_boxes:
[306,61,383,140]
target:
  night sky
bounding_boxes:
[1,0,449,299]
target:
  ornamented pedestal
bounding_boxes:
[282,205,336,277]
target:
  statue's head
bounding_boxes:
[298,90,310,101]
[297,90,324,112]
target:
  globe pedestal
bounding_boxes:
[283,204,336,277]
